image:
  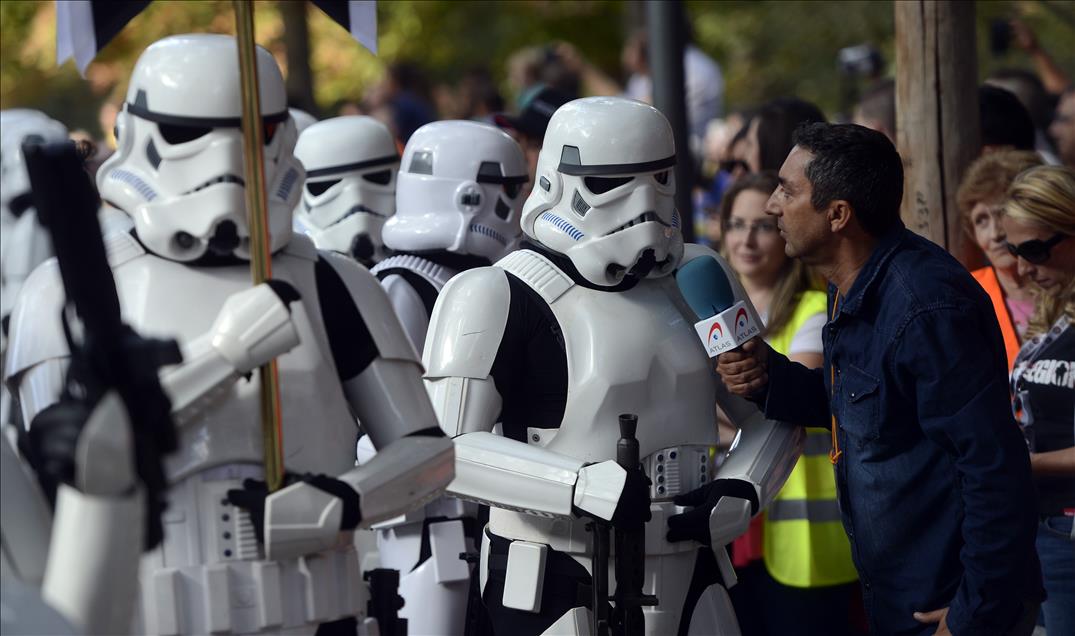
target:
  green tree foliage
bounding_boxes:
[1,0,1071,135]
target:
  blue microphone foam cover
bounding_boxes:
[675,256,737,320]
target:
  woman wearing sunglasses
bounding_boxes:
[1002,165,1075,636]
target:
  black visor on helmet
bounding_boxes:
[557,145,675,177]
[127,89,289,129]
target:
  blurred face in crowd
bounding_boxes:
[1050,92,1075,167]
[1002,215,1075,293]
[726,189,786,283]
[766,146,830,263]
[969,198,1016,269]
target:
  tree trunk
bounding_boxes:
[279,1,318,116]
[894,0,983,269]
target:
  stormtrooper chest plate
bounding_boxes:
[498,250,718,464]
[84,233,357,482]
[118,248,356,482]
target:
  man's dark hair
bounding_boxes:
[756,97,826,171]
[979,85,1035,151]
[792,122,904,237]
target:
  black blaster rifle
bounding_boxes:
[591,414,659,636]
[21,141,181,549]
[609,414,658,636]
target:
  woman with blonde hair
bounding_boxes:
[1002,165,1075,635]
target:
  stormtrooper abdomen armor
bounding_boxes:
[5,232,388,634]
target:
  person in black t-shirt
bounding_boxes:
[1003,165,1075,635]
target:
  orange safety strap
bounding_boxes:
[829,291,843,465]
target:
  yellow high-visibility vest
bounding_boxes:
[763,290,858,588]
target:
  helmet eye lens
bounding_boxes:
[158,122,212,145]
[362,169,393,185]
[654,170,670,185]
[263,122,279,145]
[306,179,341,196]
[584,176,633,195]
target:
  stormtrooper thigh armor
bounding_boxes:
[5,231,449,635]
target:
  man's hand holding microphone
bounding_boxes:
[715,338,770,399]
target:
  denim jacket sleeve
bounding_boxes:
[892,306,1039,635]
[760,344,832,429]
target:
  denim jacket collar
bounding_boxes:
[833,223,907,319]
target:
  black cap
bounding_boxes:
[494,87,571,142]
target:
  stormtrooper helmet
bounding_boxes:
[0,109,68,220]
[521,97,683,286]
[97,34,304,262]
[289,108,318,134]
[383,120,528,262]
[293,116,399,266]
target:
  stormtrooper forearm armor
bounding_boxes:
[263,254,456,561]
[161,282,300,426]
[40,392,144,636]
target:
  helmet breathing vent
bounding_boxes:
[571,190,590,217]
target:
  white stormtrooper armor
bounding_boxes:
[1,282,298,636]
[362,121,528,636]
[422,97,803,635]
[374,120,528,352]
[5,34,453,636]
[0,110,68,324]
[0,110,68,427]
[293,116,399,267]
[289,108,317,135]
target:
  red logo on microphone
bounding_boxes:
[735,308,750,339]
[708,322,723,344]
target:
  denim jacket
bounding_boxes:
[762,227,1043,635]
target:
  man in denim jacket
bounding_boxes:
[717,123,1043,635]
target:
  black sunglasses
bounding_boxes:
[1005,232,1067,265]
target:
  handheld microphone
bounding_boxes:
[676,256,760,358]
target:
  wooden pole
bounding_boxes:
[234,0,285,492]
[894,0,983,269]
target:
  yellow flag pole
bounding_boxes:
[233,0,285,492]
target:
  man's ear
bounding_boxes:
[827,200,854,233]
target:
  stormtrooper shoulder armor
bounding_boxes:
[4,231,145,386]
[423,266,512,379]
